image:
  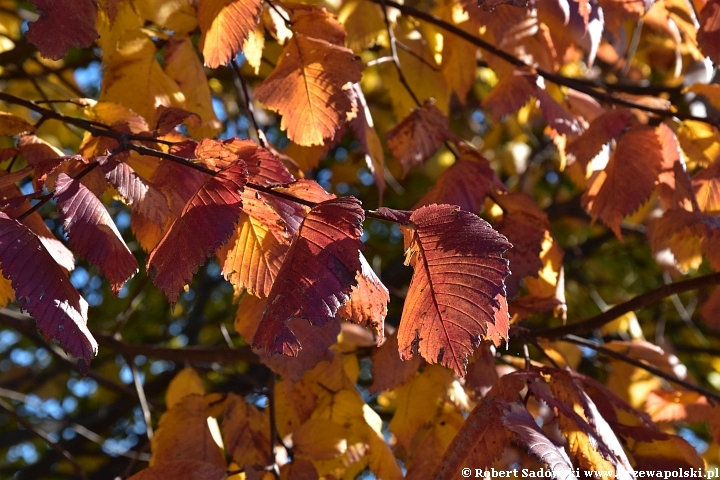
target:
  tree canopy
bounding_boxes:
[1,0,720,478]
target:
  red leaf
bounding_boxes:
[566,109,633,169]
[0,213,97,363]
[502,403,579,480]
[99,156,171,228]
[482,70,536,120]
[147,161,248,303]
[54,173,138,294]
[399,204,512,376]
[385,99,449,178]
[26,0,98,60]
[698,0,720,63]
[252,197,365,355]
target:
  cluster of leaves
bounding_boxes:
[1,0,720,478]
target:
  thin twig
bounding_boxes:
[370,0,720,128]
[379,0,422,107]
[231,60,265,147]
[561,335,720,404]
[128,360,154,440]
[0,398,89,480]
[531,272,720,339]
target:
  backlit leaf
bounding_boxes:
[26,0,98,59]
[252,197,364,355]
[399,204,511,376]
[337,254,388,342]
[0,213,96,363]
[254,33,364,146]
[0,113,34,136]
[198,0,262,68]
[369,333,423,394]
[566,108,633,170]
[54,173,138,294]
[147,161,248,303]
[582,125,664,239]
[151,394,225,467]
[385,99,448,178]
[223,393,272,466]
[127,461,225,480]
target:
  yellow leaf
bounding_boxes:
[389,365,453,449]
[255,34,364,146]
[133,0,197,34]
[165,367,205,407]
[234,292,267,341]
[243,25,265,75]
[292,418,348,460]
[677,120,720,169]
[0,272,14,307]
[379,35,449,120]
[338,0,387,52]
[686,83,720,111]
[100,30,186,125]
[165,37,223,139]
[96,1,144,66]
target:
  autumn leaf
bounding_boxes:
[147,160,248,303]
[582,125,665,239]
[348,83,385,200]
[698,0,720,63]
[99,155,171,228]
[255,33,363,146]
[482,70,536,120]
[502,403,578,480]
[151,394,225,467]
[0,213,96,364]
[252,197,365,355]
[566,108,633,170]
[369,333,423,394]
[26,0,98,59]
[198,0,263,68]
[54,173,138,294]
[385,99,449,178]
[222,393,272,466]
[415,154,504,211]
[399,204,512,376]
[337,253,388,342]
[0,113,35,136]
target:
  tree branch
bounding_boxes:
[371,0,719,128]
[561,335,720,404]
[529,272,720,339]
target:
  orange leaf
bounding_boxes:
[482,70,536,121]
[385,99,448,178]
[566,108,633,170]
[398,204,511,376]
[198,0,263,68]
[369,333,423,394]
[582,125,664,239]
[254,35,363,146]
[337,254,388,342]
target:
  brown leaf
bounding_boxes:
[127,460,225,480]
[385,99,448,178]
[700,286,720,331]
[651,209,720,271]
[0,113,35,136]
[254,34,363,146]
[399,204,511,376]
[369,333,423,394]
[198,0,263,68]
[151,395,225,467]
[582,125,665,239]
[26,0,98,59]
[415,153,504,212]
[698,0,720,63]
[482,70,536,121]
[692,160,720,213]
[222,393,272,466]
